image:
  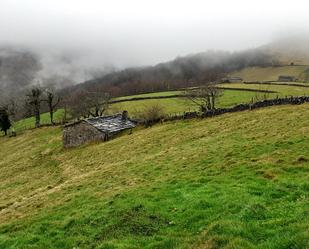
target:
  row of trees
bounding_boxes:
[68,49,274,98]
[1,85,113,135]
[65,88,111,120]
[0,87,61,135]
[24,86,112,128]
[0,46,278,137]
[1,81,223,136]
[25,87,61,128]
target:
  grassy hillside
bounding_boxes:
[115,91,183,100]
[0,104,308,249]
[4,82,309,135]
[220,83,309,97]
[111,89,270,115]
[5,89,270,135]
[229,66,309,82]
[11,109,65,132]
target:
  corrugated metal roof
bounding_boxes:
[85,114,136,134]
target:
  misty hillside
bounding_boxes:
[0,46,114,102]
[67,49,274,96]
[229,65,309,82]
[0,47,41,99]
[262,36,309,65]
[1,37,309,100]
[65,38,309,97]
[2,1,309,248]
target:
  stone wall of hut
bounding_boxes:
[63,121,106,148]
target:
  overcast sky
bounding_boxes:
[1,0,309,69]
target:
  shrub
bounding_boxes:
[134,104,166,125]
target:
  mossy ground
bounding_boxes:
[0,104,308,249]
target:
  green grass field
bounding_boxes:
[115,91,183,100]
[5,89,268,134]
[4,81,309,135]
[0,103,308,249]
[3,65,309,135]
[220,83,309,97]
[110,89,272,116]
[10,109,65,133]
[229,65,309,82]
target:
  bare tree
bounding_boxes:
[26,87,44,128]
[0,99,18,121]
[7,100,18,120]
[85,91,111,117]
[67,89,111,120]
[44,89,61,125]
[66,90,89,120]
[184,84,223,112]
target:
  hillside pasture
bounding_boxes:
[220,83,309,97]
[110,89,272,116]
[115,90,183,100]
[229,65,309,82]
[3,81,308,135]
[0,104,308,248]
[10,109,65,133]
[1,89,268,135]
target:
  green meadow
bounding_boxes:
[0,103,308,248]
[220,83,309,97]
[5,81,309,135]
[229,65,309,82]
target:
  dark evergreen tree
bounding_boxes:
[0,108,11,136]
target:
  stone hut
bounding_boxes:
[221,76,243,83]
[278,75,297,82]
[63,111,136,148]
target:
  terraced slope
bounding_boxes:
[0,104,308,249]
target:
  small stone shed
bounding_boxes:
[278,75,297,82]
[221,76,243,83]
[63,111,136,148]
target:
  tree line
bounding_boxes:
[65,49,274,97]
[1,48,277,135]
[0,85,113,135]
